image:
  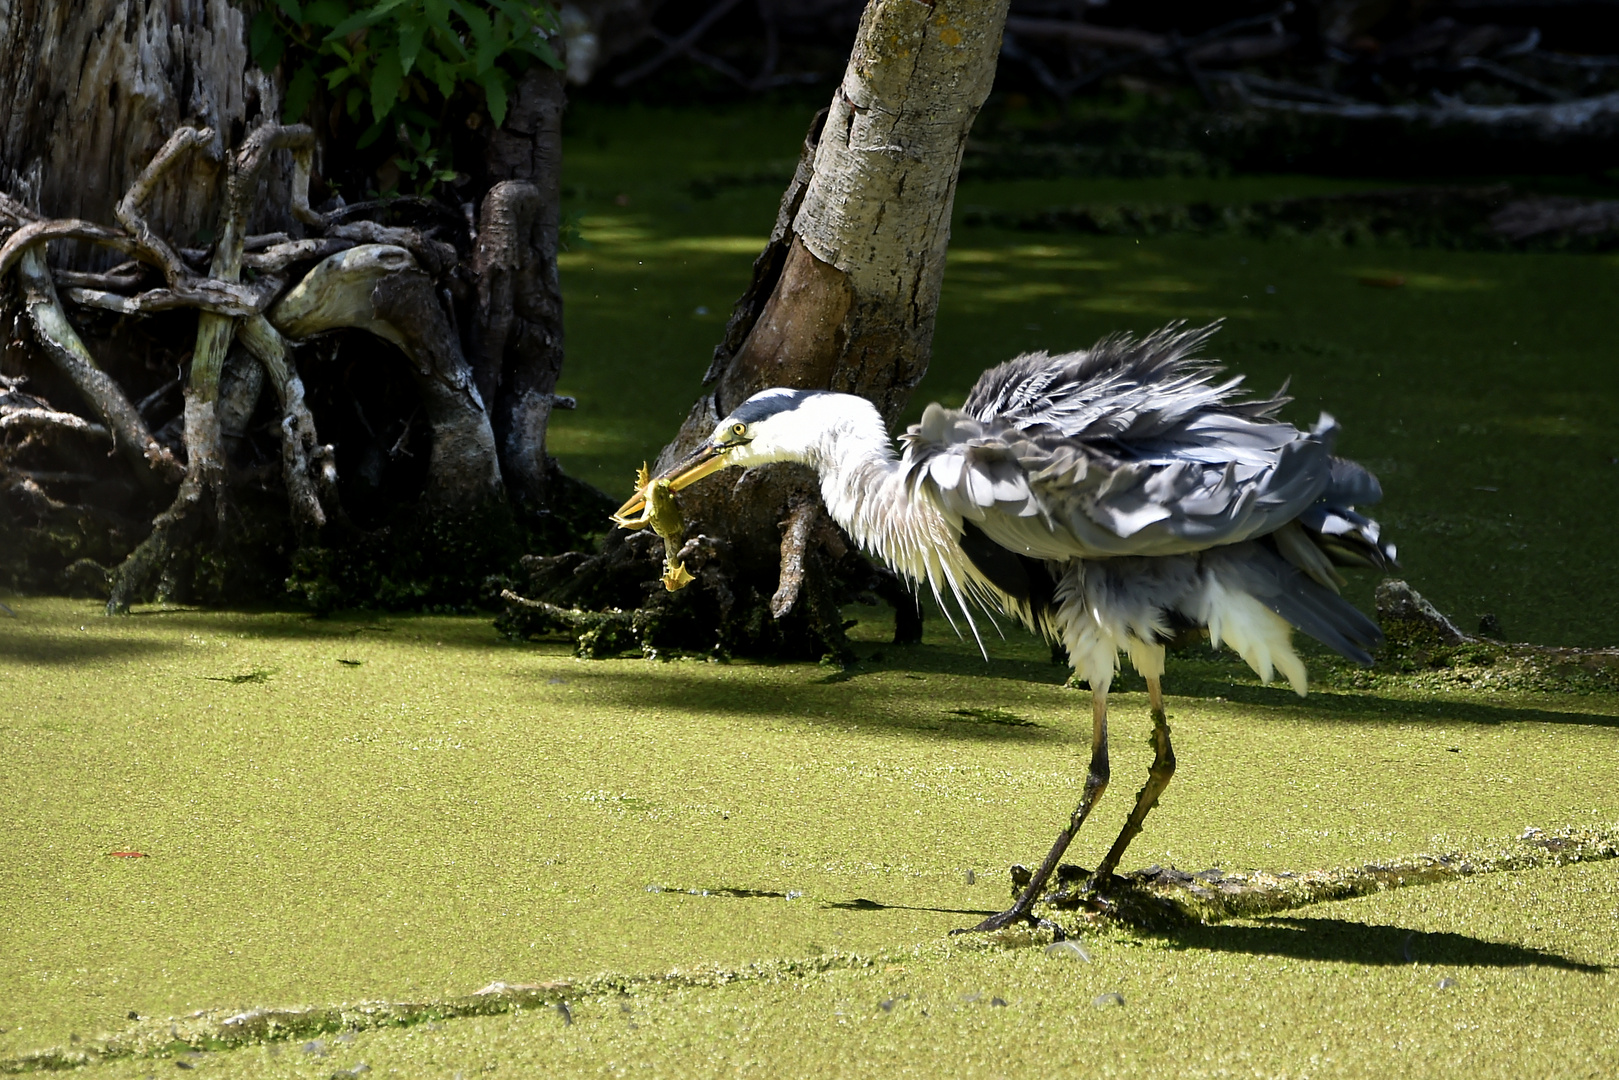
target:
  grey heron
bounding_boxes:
[613,323,1395,932]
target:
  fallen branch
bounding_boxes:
[53,261,144,291]
[327,220,458,276]
[0,406,110,439]
[1240,88,1619,142]
[0,218,142,279]
[1005,16,1296,65]
[241,236,355,273]
[612,0,747,87]
[1043,823,1619,931]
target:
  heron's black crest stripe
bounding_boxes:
[728,388,821,426]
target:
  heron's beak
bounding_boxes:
[610,441,732,528]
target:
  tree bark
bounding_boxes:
[1,6,582,608]
[0,0,289,265]
[643,0,1008,649]
[474,66,568,523]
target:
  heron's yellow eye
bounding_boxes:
[731,423,747,438]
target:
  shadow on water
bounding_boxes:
[1165,672,1619,730]
[1167,916,1606,972]
[554,650,1616,739]
[652,884,1000,919]
[563,663,1068,743]
[0,632,176,665]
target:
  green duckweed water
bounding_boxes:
[4,101,1618,1076]
[3,598,1616,1075]
[550,101,1619,648]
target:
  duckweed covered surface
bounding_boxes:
[5,100,1619,1075]
[550,102,1619,647]
[3,598,1617,1075]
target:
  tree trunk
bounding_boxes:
[508,0,1007,659]
[667,0,1006,645]
[0,6,587,608]
[473,67,569,525]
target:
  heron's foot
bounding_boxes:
[950,905,1038,936]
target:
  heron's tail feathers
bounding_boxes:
[1194,578,1310,696]
[1204,543,1383,669]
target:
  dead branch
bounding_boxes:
[1004,16,1295,65]
[1240,88,1619,141]
[114,126,216,284]
[53,262,144,291]
[13,247,182,486]
[1002,17,1162,52]
[242,237,355,273]
[0,219,142,279]
[213,125,316,281]
[770,493,818,619]
[63,274,284,319]
[0,406,109,439]
[613,0,747,87]
[1489,196,1619,240]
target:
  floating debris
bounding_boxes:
[1093,992,1126,1008]
[1044,940,1091,962]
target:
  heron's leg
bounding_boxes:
[1092,675,1175,882]
[957,687,1111,933]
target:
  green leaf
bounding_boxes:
[274,0,304,21]
[527,35,560,71]
[250,11,285,71]
[325,10,379,40]
[421,50,456,98]
[356,120,385,149]
[346,85,365,118]
[464,6,496,72]
[480,68,508,128]
[370,45,405,123]
[397,21,425,74]
[303,0,349,27]
[282,61,319,123]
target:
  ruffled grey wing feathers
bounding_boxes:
[903,322,1340,559]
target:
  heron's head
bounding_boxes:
[612,388,881,524]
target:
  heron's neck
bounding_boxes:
[807,422,901,531]
[803,416,942,580]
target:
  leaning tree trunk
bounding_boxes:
[664,0,1008,653]
[504,0,1008,659]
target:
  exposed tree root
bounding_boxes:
[0,113,569,605]
[497,517,920,661]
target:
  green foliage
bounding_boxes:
[250,1,561,193]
